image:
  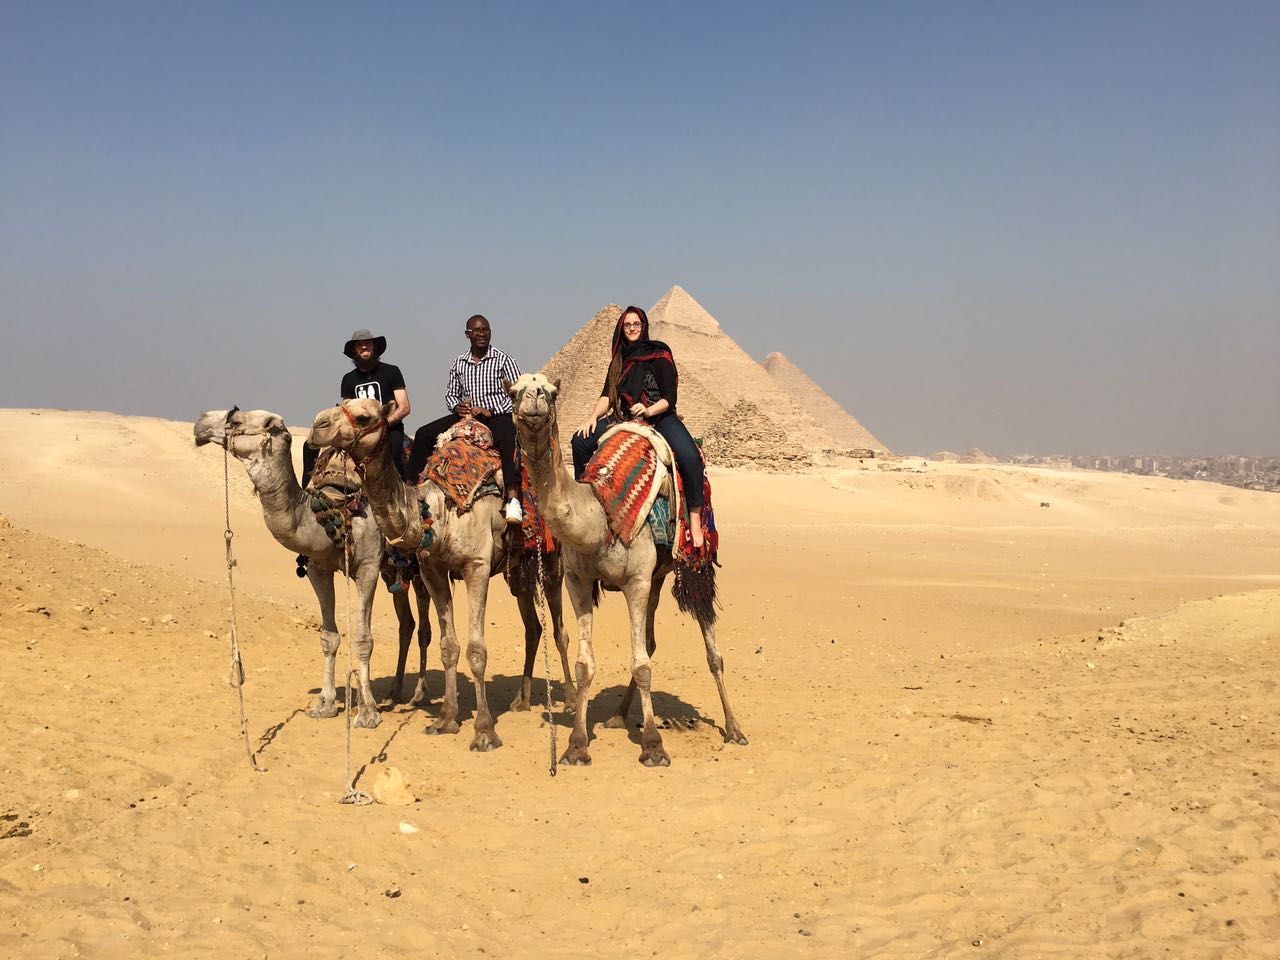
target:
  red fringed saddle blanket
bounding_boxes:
[581,423,676,545]
[422,418,501,513]
[672,462,718,564]
[513,462,555,552]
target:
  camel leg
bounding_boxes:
[700,618,748,745]
[423,563,461,735]
[623,577,669,767]
[388,586,415,705]
[464,562,501,751]
[410,573,432,706]
[560,573,597,765]
[351,567,382,729]
[510,586,540,712]
[305,569,341,719]
[604,575,660,729]
[543,552,577,712]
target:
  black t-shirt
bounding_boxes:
[341,362,406,429]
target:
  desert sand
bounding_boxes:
[1,407,1277,958]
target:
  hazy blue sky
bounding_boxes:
[3,1,1276,455]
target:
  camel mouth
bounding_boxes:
[516,409,550,428]
[193,413,228,447]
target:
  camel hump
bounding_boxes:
[581,424,678,545]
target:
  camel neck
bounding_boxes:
[356,439,424,552]
[522,424,606,551]
[243,442,330,555]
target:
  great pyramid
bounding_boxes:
[760,351,891,454]
[540,287,879,470]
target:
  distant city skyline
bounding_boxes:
[2,2,1276,456]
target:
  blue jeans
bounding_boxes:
[571,414,704,509]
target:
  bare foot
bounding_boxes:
[689,509,705,550]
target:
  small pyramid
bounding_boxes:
[761,352,891,454]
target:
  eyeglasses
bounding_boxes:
[622,321,643,330]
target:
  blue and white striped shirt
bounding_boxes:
[443,346,523,415]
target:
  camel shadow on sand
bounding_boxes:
[302,670,717,745]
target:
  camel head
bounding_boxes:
[308,398,395,460]
[508,373,561,432]
[508,373,561,466]
[194,408,292,462]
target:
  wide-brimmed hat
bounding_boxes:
[343,328,387,359]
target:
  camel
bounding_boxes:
[307,399,575,752]
[194,408,431,727]
[508,373,748,766]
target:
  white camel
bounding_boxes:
[194,408,431,726]
[508,373,747,766]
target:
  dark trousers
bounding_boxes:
[571,414,704,508]
[406,412,518,493]
[302,425,405,487]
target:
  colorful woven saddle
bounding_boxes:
[422,418,502,513]
[580,423,678,545]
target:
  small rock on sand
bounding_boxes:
[371,766,416,806]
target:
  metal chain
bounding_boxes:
[337,450,372,806]
[221,424,264,772]
[533,537,558,776]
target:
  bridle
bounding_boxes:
[335,402,388,473]
[512,383,558,465]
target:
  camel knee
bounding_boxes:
[439,638,460,670]
[466,643,488,677]
[574,659,595,689]
[319,630,340,656]
[706,650,724,675]
[353,635,374,663]
[632,661,652,692]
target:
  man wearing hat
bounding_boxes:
[340,328,412,478]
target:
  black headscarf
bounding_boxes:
[607,306,677,418]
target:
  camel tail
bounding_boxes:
[672,556,718,629]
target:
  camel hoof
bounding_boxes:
[509,695,531,713]
[469,731,503,752]
[602,714,628,730]
[425,719,460,736]
[723,727,749,746]
[409,682,428,707]
[354,710,382,729]
[307,702,340,720]
[559,749,591,766]
[640,748,671,767]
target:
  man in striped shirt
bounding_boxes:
[405,314,524,523]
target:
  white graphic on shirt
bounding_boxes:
[354,381,382,402]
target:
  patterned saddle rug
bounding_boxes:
[580,423,678,545]
[423,418,502,513]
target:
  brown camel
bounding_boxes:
[508,373,747,766]
[193,408,431,726]
[308,399,575,751]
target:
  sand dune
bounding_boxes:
[1,408,1277,958]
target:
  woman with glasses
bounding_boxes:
[571,305,707,548]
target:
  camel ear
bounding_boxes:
[551,377,561,393]
[380,401,396,420]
